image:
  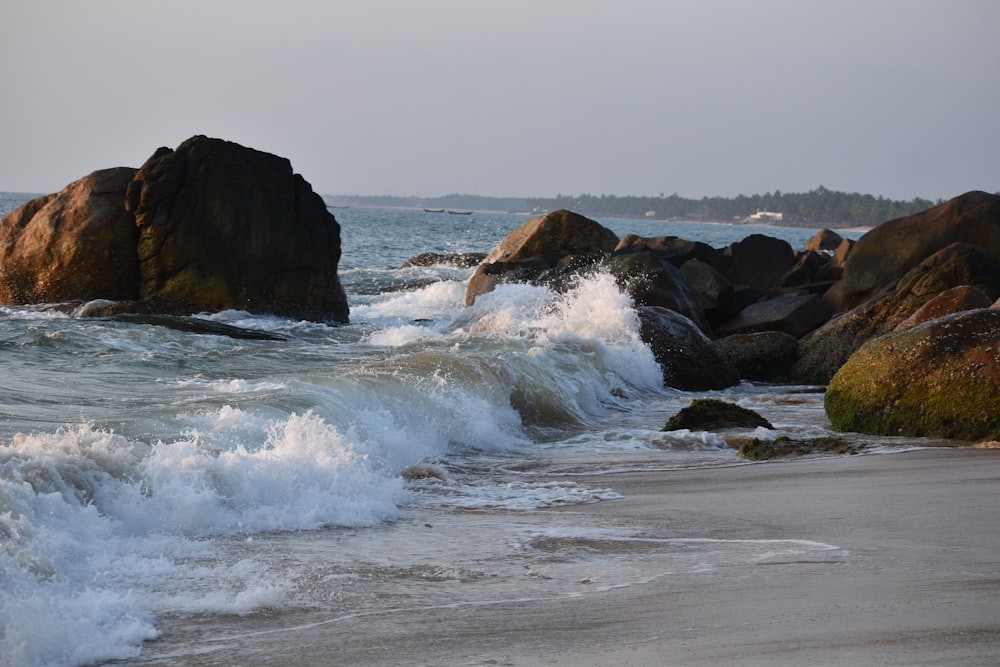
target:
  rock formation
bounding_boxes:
[0,136,349,323]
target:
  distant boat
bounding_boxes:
[423,208,445,213]
[447,209,473,215]
[326,204,349,209]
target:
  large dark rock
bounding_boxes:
[602,252,710,333]
[825,307,1000,440]
[637,306,740,391]
[122,136,348,322]
[793,242,1000,384]
[715,331,799,382]
[715,293,835,339]
[466,210,619,305]
[723,234,797,296]
[0,167,140,304]
[840,191,1000,309]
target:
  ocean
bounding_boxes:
[0,195,907,666]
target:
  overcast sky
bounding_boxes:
[2,1,997,200]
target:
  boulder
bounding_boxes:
[602,252,710,333]
[804,228,846,252]
[466,210,619,305]
[840,191,1000,309]
[122,136,348,322]
[782,250,840,286]
[715,331,799,382]
[637,306,739,391]
[793,242,1000,384]
[0,167,140,304]
[715,293,835,339]
[723,234,797,296]
[894,285,994,331]
[825,308,1000,440]
[680,258,739,325]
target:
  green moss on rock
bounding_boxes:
[736,435,861,461]
[825,308,1000,440]
[663,398,772,432]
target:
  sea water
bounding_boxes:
[0,197,885,665]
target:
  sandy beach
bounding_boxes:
[124,447,1000,666]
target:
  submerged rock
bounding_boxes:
[663,398,772,432]
[401,252,487,268]
[825,307,1000,440]
[735,435,861,460]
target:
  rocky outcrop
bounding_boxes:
[123,136,348,322]
[465,210,618,305]
[840,191,1000,309]
[637,307,739,391]
[0,167,140,303]
[825,307,1000,440]
[793,242,1000,384]
[0,136,348,323]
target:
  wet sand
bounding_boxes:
[127,448,1000,666]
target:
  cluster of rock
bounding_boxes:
[460,193,1000,441]
[0,135,349,323]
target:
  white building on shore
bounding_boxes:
[745,210,783,223]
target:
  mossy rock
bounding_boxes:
[663,398,772,432]
[825,308,1000,440]
[736,435,862,461]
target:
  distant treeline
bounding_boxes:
[328,186,951,228]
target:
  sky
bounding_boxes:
[1,1,998,201]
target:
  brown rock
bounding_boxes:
[840,191,1000,309]
[894,285,994,331]
[0,167,140,304]
[466,210,618,305]
[804,228,846,252]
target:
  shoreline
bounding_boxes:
[124,448,1000,666]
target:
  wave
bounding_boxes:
[0,270,677,665]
